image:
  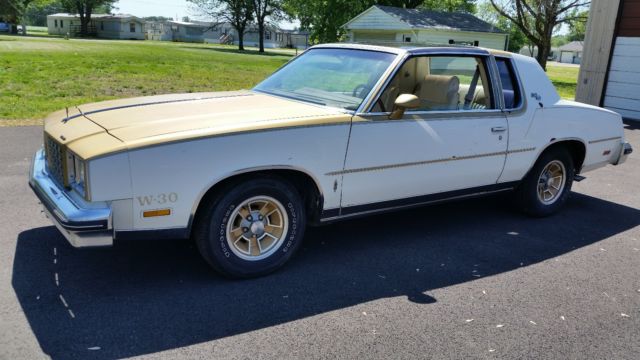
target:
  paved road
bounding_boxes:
[1,124,639,360]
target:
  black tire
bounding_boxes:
[516,147,575,217]
[193,176,306,278]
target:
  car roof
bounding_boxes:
[311,43,511,57]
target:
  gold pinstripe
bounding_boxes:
[326,147,536,176]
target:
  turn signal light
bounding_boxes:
[143,209,171,218]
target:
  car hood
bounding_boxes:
[44,90,350,159]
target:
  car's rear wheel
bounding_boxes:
[194,177,306,278]
[516,147,575,217]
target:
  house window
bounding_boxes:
[60,20,63,28]
[473,41,479,47]
[130,22,136,33]
[54,20,58,27]
[100,22,104,31]
[404,36,411,42]
[448,39,474,46]
[265,31,271,40]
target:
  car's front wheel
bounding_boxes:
[516,147,575,217]
[194,177,306,278]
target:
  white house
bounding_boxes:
[147,20,309,49]
[344,5,508,50]
[558,41,583,64]
[47,13,145,39]
[146,20,220,43]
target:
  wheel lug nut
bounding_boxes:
[259,215,263,220]
[247,215,252,221]
[243,227,249,233]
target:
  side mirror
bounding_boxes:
[389,94,420,120]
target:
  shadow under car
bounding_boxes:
[12,192,640,360]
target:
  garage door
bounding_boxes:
[560,52,574,63]
[603,37,640,120]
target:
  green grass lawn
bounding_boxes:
[0,35,579,125]
[546,63,579,100]
[0,35,291,125]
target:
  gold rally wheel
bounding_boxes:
[194,176,306,278]
[516,147,575,217]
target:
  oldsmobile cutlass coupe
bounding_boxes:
[30,44,632,278]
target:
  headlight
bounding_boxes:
[66,151,89,200]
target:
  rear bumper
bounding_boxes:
[29,149,113,247]
[615,142,633,165]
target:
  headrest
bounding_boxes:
[415,75,460,103]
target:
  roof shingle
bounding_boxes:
[374,5,504,34]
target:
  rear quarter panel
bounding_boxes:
[499,54,624,183]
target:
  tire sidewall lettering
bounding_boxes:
[205,183,306,276]
[217,204,235,258]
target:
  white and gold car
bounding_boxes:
[30,44,632,277]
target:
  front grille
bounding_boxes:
[44,134,66,187]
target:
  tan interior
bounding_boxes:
[372,56,492,113]
[414,75,460,110]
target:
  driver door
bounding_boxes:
[339,54,508,214]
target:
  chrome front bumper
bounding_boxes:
[615,142,633,165]
[29,149,113,247]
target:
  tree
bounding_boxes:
[420,0,475,12]
[477,1,527,53]
[488,0,589,70]
[284,0,432,45]
[551,34,569,47]
[284,0,364,43]
[0,1,20,33]
[567,9,588,41]
[2,0,40,34]
[252,0,284,52]
[142,16,172,22]
[188,0,254,50]
[60,0,116,36]
[24,1,65,26]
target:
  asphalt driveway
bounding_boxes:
[1,123,639,360]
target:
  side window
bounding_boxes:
[495,58,522,109]
[372,55,494,113]
[130,22,136,33]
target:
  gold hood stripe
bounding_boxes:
[64,93,252,123]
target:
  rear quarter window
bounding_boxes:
[495,58,522,110]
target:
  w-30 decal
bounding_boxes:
[137,192,179,207]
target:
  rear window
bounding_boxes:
[495,58,522,109]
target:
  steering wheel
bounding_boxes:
[352,84,370,98]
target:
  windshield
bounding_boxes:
[254,48,397,111]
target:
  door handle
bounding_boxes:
[491,126,507,133]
